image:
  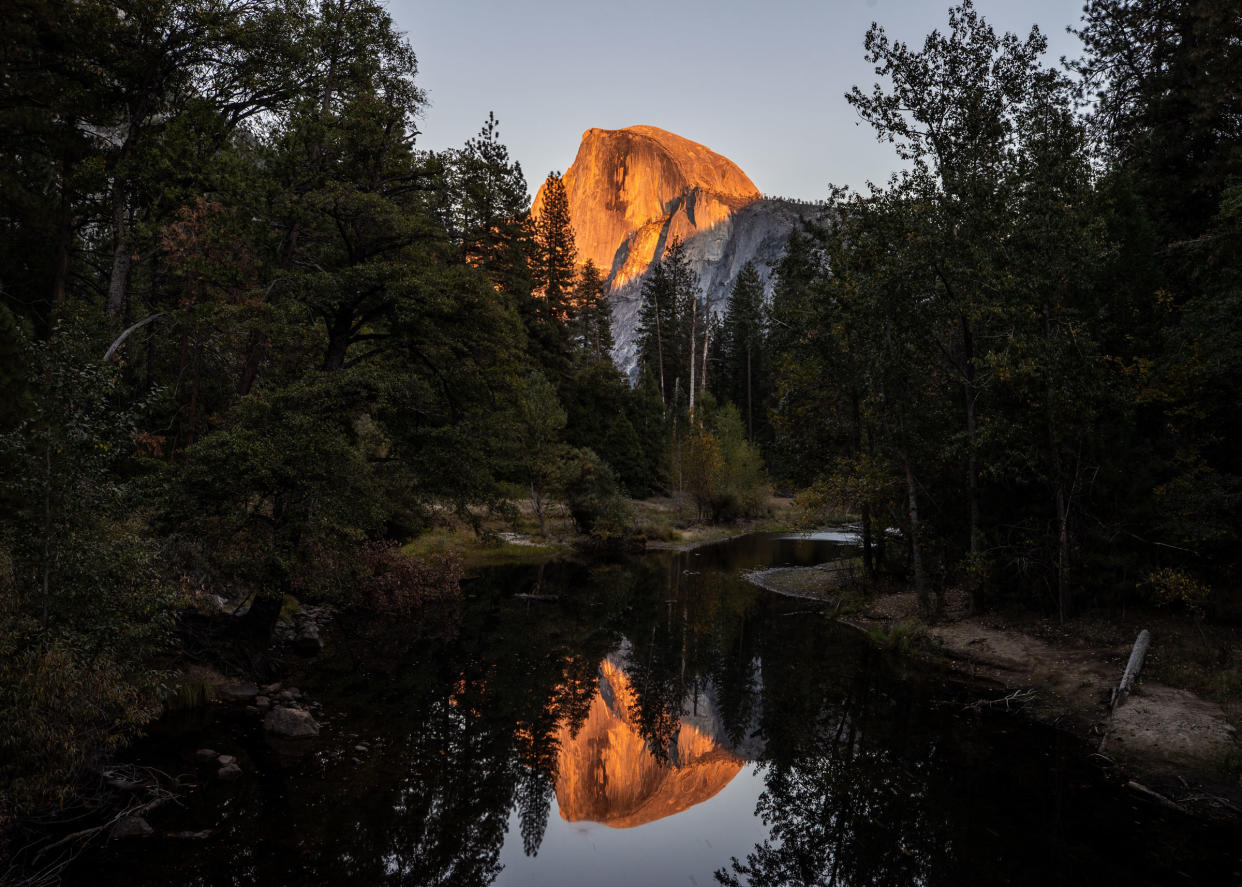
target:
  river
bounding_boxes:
[67,533,1240,885]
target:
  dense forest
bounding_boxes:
[0,0,1239,855]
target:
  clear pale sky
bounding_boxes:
[389,0,1088,201]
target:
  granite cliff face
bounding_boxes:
[532,125,824,378]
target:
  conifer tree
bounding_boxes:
[529,171,578,379]
[451,113,534,303]
[722,262,766,440]
[571,260,614,365]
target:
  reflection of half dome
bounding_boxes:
[554,659,744,829]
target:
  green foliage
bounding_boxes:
[1146,568,1211,616]
[720,262,768,441]
[511,372,569,537]
[529,171,577,380]
[682,404,770,523]
[561,448,632,539]
[637,238,702,407]
[570,259,614,366]
[0,319,175,814]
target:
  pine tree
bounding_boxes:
[637,260,673,404]
[722,262,766,440]
[571,259,614,365]
[529,171,578,379]
[450,113,534,304]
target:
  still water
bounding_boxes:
[69,533,1240,886]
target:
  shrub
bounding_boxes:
[561,448,632,538]
[359,543,463,617]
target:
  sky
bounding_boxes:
[390,0,1089,202]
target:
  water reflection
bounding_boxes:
[63,536,1241,887]
[555,656,745,828]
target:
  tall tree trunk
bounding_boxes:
[48,192,73,332]
[322,303,354,370]
[688,296,697,414]
[961,312,982,612]
[701,290,711,399]
[746,346,753,440]
[861,503,874,578]
[654,294,666,404]
[532,481,547,537]
[237,331,265,396]
[1055,481,1070,623]
[852,390,873,577]
[904,455,927,609]
[898,406,927,608]
[1044,302,1071,622]
[106,179,131,318]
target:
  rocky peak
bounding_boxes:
[533,125,824,377]
[531,125,761,285]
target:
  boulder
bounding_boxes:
[217,762,243,781]
[263,705,320,738]
[218,683,260,702]
[111,816,153,839]
[291,620,323,655]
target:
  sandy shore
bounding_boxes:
[748,568,1242,819]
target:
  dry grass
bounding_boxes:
[399,525,565,570]
[634,494,800,549]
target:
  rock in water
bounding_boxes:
[263,706,320,738]
[532,125,825,377]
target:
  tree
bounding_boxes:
[636,238,702,409]
[514,372,568,537]
[833,1,1115,613]
[0,319,174,813]
[449,112,534,304]
[529,171,578,380]
[721,262,766,440]
[571,259,614,366]
[1072,0,1242,244]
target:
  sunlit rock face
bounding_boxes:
[532,125,760,284]
[554,658,746,829]
[532,125,825,378]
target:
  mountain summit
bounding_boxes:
[533,125,761,287]
[534,125,822,376]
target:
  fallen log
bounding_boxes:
[1111,629,1151,711]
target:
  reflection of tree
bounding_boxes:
[238,559,626,886]
[619,554,767,761]
[716,617,954,887]
[716,726,945,887]
[515,768,554,857]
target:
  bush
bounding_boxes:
[561,448,632,538]
[358,543,463,617]
[682,405,770,522]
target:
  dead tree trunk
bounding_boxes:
[1111,630,1151,710]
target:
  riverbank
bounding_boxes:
[749,568,1242,819]
[398,495,802,568]
[635,494,799,551]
